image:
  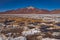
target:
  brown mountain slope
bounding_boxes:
[0,6,60,14]
[50,10,60,14]
[0,6,50,14]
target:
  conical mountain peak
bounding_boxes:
[1,6,60,14]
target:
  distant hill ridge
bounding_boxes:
[0,6,60,14]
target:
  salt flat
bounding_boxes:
[0,14,60,17]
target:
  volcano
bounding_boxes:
[0,6,60,14]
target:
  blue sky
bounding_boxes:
[0,0,60,12]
